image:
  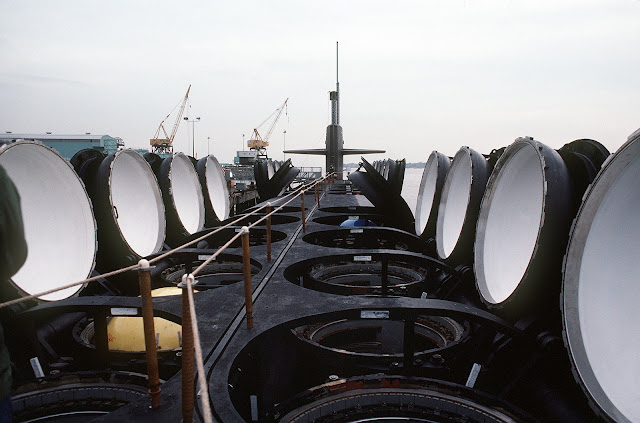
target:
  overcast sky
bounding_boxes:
[1,0,638,169]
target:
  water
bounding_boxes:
[401,167,424,217]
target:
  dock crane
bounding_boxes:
[247,98,288,159]
[150,85,191,155]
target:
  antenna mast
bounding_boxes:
[336,41,339,92]
[330,41,340,126]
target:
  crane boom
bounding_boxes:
[263,98,288,143]
[247,98,289,157]
[169,85,191,142]
[150,85,191,154]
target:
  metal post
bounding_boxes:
[138,259,161,408]
[180,275,194,423]
[94,308,109,362]
[266,203,272,261]
[301,192,306,233]
[381,256,389,295]
[241,227,254,329]
[403,311,416,373]
[315,182,319,206]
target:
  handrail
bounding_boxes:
[0,173,334,310]
[192,173,333,277]
[0,171,336,422]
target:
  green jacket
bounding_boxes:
[0,164,28,400]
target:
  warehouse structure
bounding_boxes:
[0,133,124,159]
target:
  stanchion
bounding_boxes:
[266,202,272,261]
[94,309,108,364]
[241,227,254,329]
[315,182,319,206]
[381,256,389,295]
[138,259,161,409]
[301,192,306,233]
[323,179,327,197]
[403,311,416,373]
[180,274,195,422]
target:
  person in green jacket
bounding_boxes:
[0,164,28,422]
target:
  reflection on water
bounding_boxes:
[401,168,423,216]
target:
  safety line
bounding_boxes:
[184,273,214,423]
[0,174,333,310]
[185,175,330,422]
[201,195,320,423]
[191,229,245,277]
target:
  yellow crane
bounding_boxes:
[247,98,289,158]
[150,85,191,154]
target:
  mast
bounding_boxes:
[284,41,385,180]
[336,41,339,126]
[330,41,340,126]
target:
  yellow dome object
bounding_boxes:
[151,287,183,297]
[150,286,198,297]
[105,287,197,352]
[107,316,181,352]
